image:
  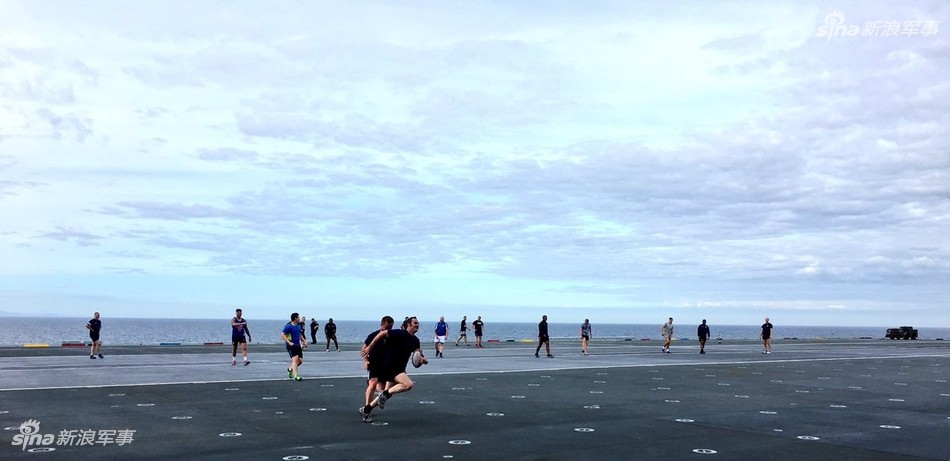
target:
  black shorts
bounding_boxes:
[582,334,590,340]
[368,363,386,380]
[475,332,483,338]
[382,365,407,383]
[762,335,771,340]
[539,335,549,342]
[287,345,303,358]
[90,332,100,342]
[459,331,467,337]
[232,336,246,345]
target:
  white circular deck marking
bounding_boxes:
[818,377,831,380]
[476,378,488,381]
[676,419,694,423]
[759,411,777,415]
[486,412,504,417]
[527,384,540,387]
[773,429,783,432]
[309,408,326,412]
[283,456,309,461]
[894,383,907,386]
[172,416,192,420]
[574,427,595,432]
[770,380,784,383]
[665,399,680,403]
[598,373,607,375]
[320,384,334,388]
[717,383,730,386]
[692,449,717,454]
[936,380,947,383]
[940,394,950,397]
[888,399,905,402]
[109,393,125,397]
[419,401,435,405]
[262,397,278,400]
[371,421,389,426]
[584,405,601,409]
[540,375,552,378]
[448,440,470,445]
[224,388,239,391]
[590,391,603,394]
[752,372,762,375]
[830,405,847,408]
[879,425,901,429]
[219,432,242,437]
[137,403,155,407]
[594,380,606,384]
[796,390,810,393]
[0,411,7,414]
[110,405,120,408]
[797,436,819,440]
[275,411,284,415]
[511,395,525,399]
[734,395,749,398]
[653,377,664,380]
[27,448,56,453]
[704,374,716,378]
[849,386,862,389]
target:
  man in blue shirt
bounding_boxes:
[434,316,449,358]
[230,308,252,366]
[281,313,307,381]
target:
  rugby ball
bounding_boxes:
[410,351,424,368]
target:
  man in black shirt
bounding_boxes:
[359,316,427,420]
[697,319,710,354]
[86,312,103,359]
[325,318,339,352]
[534,314,552,358]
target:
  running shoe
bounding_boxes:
[232,359,237,366]
[547,354,554,358]
[294,375,302,381]
[98,354,104,359]
[288,368,293,378]
[244,360,250,366]
[376,392,388,409]
[358,406,373,423]
[90,355,95,359]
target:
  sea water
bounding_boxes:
[0,316,946,346]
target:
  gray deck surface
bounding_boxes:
[1,339,948,460]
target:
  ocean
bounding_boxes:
[1,317,947,346]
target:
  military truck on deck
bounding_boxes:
[885,326,918,340]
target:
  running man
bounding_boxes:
[231,308,252,365]
[281,313,307,381]
[661,317,674,353]
[697,319,710,354]
[472,315,485,348]
[325,318,339,352]
[359,316,427,421]
[360,316,395,423]
[434,316,448,358]
[454,315,468,346]
[534,314,552,358]
[580,319,592,356]
[86,312,103,359]
[761,317,773,354]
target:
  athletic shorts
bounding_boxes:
[368,363,386,380]
[434,335,446,343]
[89,332,100,342]
[539,334,549,342]
[474,331,483,338]
[459,331,467,337]
[287,345,303,358]
[232,336,246,345]
[382,366,408,383]
[581,334,590,340]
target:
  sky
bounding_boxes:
[0,1,948,326]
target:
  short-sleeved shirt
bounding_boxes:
[282,322,303,347]
[472,320,484,335]
[761,322,773,339]
[697,324,710,340]
[325,322,337,337]
[88,319,101,339]
[435,321,448,336]
[662,322,674,338]
[581,322,592,338]
[538,320,549,339]
[231,317,248,339]
[459,320,467,332]
[383,329,421,378]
